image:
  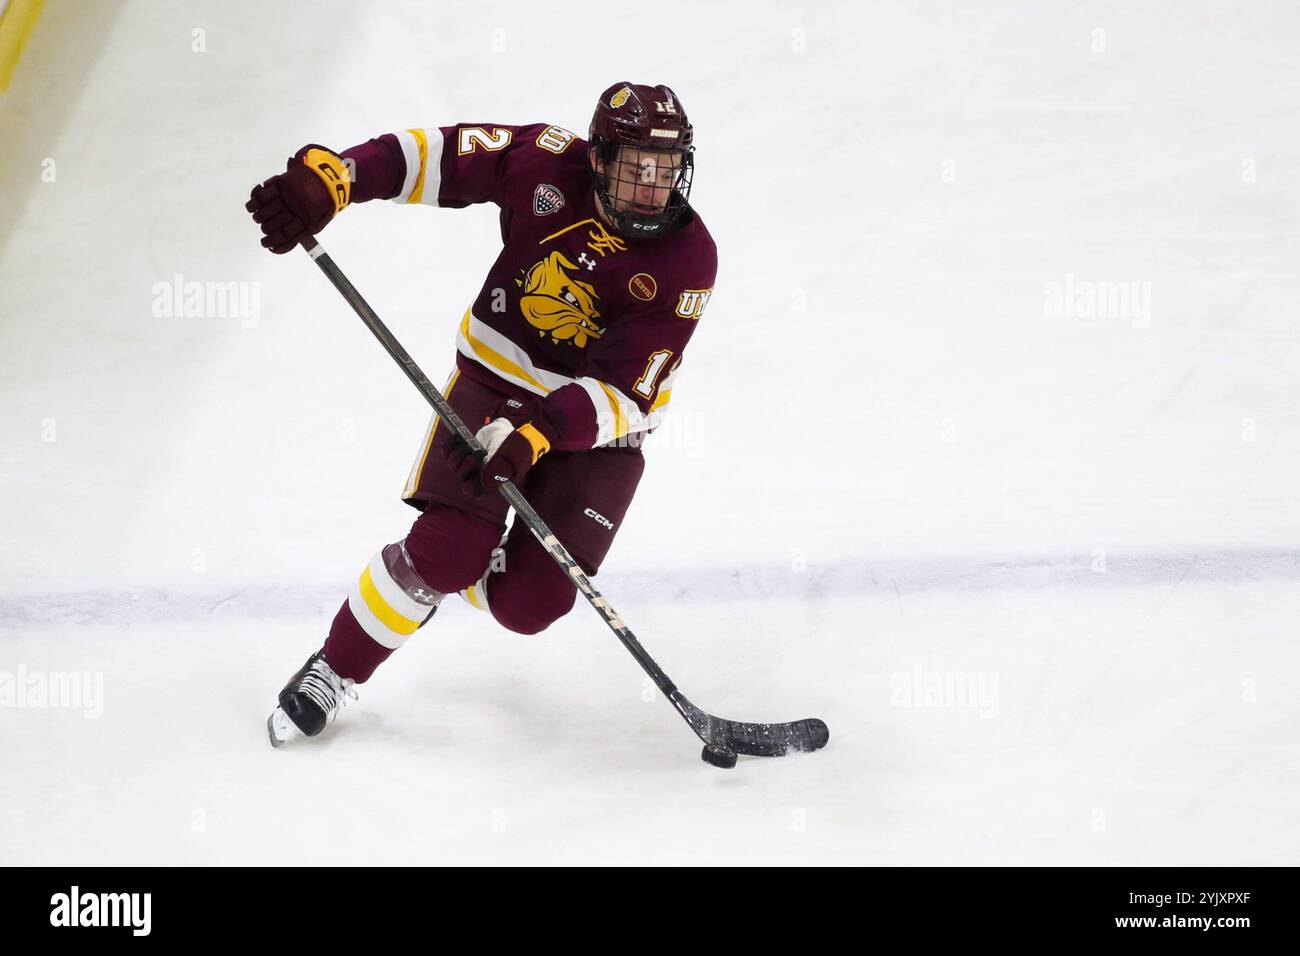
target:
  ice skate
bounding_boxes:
[267,650,357,747]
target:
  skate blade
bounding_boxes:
[267,706,297,748]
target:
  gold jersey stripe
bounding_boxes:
[414,369,458,490]
[597,381,629,440]
[407,128,429,205]
[459,311,551,393]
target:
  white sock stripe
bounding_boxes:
[458,567,492,612]
[364,550,438,625]
[347,583,410,650]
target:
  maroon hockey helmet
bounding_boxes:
[588,82,695,239]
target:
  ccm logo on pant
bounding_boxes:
[584,508,614,530]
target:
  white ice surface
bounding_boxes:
[1,0,1298,864]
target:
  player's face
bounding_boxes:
[598,147,683,214]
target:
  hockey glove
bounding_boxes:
[246,145,351,254]
[443,399,557,496]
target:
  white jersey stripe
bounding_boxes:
[418,128,444,206]
[391,130,423,204]
[455,308,673,447]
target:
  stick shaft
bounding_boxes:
[300,238,686,708]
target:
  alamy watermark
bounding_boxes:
[605,408,709,456]
[0,665,103,717]
[50,886,150,936]
[152,273,261,328]
[1044,274,1151,329]
[891,664,1000,718]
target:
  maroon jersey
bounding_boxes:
[342,123,717,452]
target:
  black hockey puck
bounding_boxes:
[701,744,737,769]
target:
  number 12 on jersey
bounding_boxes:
[633,349,674,400]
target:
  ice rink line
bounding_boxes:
[0,547,1294,629]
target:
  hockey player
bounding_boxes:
[247,83,717,744]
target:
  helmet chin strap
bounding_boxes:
[592,189,617,229]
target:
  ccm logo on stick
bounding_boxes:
[584,508,614,530]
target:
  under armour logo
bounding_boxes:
[578,253,596,271]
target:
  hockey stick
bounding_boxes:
[299,236,828,767]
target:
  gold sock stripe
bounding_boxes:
[357,566,423,636]
[465,584,485,610]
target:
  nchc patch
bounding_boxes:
[533,183,565,216]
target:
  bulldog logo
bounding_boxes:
[516,251,603,347]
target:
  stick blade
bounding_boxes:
[719,716,829,757]
[680,696,829,757]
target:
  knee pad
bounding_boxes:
[493,586,576,635]
[487,567,578,636]
[457,521,578,635]
[347,542,443,650]
[403,504,503,594]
